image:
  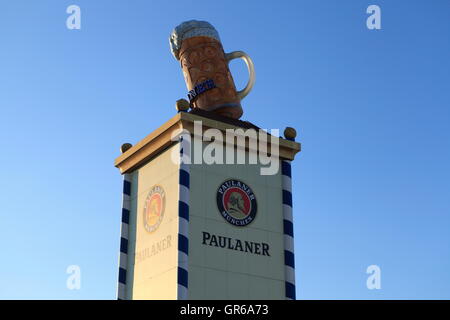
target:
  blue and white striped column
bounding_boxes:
[282,160,296,300]
[117,173,131,300]
[177,133,191,300]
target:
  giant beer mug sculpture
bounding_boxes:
[170,20,255,119]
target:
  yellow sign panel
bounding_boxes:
[131,145,179,300]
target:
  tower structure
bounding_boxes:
[114,20,301,300]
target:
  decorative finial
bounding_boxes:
[120,143,133,154]
[284,127,297,141]
[175,99,190,112]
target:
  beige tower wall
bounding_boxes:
[127,144,180,300]
[188,141,285,299]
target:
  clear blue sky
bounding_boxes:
[1,0,449,299]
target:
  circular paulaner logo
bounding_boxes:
[143,185,165,233]
[216,179,257,227]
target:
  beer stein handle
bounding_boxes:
[225,51,255,101]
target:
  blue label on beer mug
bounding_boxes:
[187,79,216,102]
